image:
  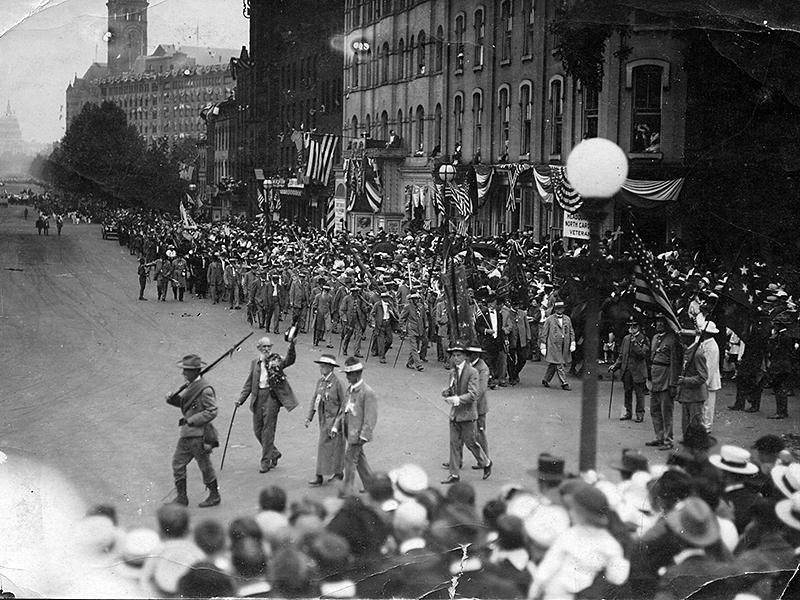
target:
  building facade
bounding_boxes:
[342,0,688,239]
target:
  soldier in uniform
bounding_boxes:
[400,292,428,371]
[340,284,369,357]
[647,315,681,450]
[610,317,649,422]
[206,255,224,304]
[171,252,189,302]
[766,323,793,419]
[311,284,334,347]
[166,354,221,508]
[289,271,310,332]
[154,251,174,302]
[305,354,346,486]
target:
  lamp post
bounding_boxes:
[565,138,628,472]
[438,163,456,233]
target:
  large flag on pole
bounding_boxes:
[179,201,197,230]
[629,224,681,332]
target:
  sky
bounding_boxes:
[0,0,249,143]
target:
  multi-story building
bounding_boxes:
[66,1,238,144]
[342,0,688,239]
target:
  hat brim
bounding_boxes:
[176,362,207,369]
[447,346,468,353]
[775,498,800,530]
[526,468,565,482]
[664,509,720,547]
[708,454,759,475]
[771,465,800,498]
[341,363,364,373]
[314,358,339,367]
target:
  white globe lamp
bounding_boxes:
[566,138,628,199]
[438,163,456,183]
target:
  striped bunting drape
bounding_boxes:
[447,180,473,218]
[474,165,494,208]
[324,196,336,236]
[304,134,338,186]
[432,182,446,215]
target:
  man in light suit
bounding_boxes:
[332,356,378,497]
[236,335,299,473]
[440,341,492,485]
[539,300,576,390]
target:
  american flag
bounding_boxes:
[505,164,533,212]
[364,158,382,212]
[432,182,446,215]
[629,225,681,332]
[447,181,472,218]
[324,196,336,236]
[257,183,266,215]
[305,134,338,186]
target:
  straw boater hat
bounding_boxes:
[177,354,206,370]
[466,345,484,354]
[771,462,800,498]
[709,445,760,476]
[447,340,470,353]
[314,354,339,368]
[776,491,800,530]
[341,356,364,373]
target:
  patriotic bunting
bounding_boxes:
[304,133,339,186]
[474,165,494,208]
[432,182,446,215]
[447,181,473,218]
[324,196,336,236]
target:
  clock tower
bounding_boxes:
[106,1,148,76]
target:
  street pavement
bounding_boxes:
[0,203,795,530]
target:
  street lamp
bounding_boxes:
[438,163,456,183]
[565,138,628,473]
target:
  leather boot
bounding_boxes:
[174,479,188,506]
[198,479,221,507]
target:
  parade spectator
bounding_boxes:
[539,300,575,391]
[697,320,721,432]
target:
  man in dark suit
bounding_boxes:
[709,444,761,533]
[676,333,709,437]
[610,317,650,422]
[475,294,507,387]
[369,291,396,363]
[440,342,492,485]
[332,357,379,497]
[236,335,299,473]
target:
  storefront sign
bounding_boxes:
[334,198,346,232]
[563,212,590,240]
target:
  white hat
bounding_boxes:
[389,463,428,502]
[393,500,428,532]
[775,491,800,530]
[709,445,759,475]
[523,504,570,548]
[772,462,800,498]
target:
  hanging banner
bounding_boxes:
[563,212,590,240]
[334,198,347,232]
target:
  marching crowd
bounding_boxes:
[7,431,800,599]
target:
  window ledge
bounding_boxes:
[628,151,663,161]
[549,154,562,162]
[500,59,511,67]
[522,54,533,62]
[454,68,464,76]
[473,65,484,72]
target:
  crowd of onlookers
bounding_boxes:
[3,429,799,598]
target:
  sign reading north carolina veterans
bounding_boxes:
[563,212,590,240]
[334,198,347,232]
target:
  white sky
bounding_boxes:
[0,0,249,142]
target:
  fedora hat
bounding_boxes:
[177,354,206,370]
[679,423,717,450]
[569,483,611,527]
[447,340,470,353]
[611,449,649,474]
[314,354,339,367]
[776,491,800,530]
[625,317,640,326]
[709,445,759,475]
[466,345,484,354]
[665,497,720,548]
[772,462,800,498]
[341,356,364,373]
[527,453,566,482]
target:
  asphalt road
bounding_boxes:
[1,204,795,530]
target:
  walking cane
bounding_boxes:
[365,327,377,363]
[393,335,406,368]
[607,372,616,419]
[220,404,239,472]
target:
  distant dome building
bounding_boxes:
[0,102,23,154]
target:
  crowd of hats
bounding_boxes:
[7,425,799,598]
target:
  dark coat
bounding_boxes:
[442,361,480,422]
[168,376,218,439]
[677,342,708,404]
[614,331,649,383]
[332,380,378,444]
[471,357,490,416]
[237,342,298,411]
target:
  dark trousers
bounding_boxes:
[544,362,568,385]
[252,390,281,468]
[266,301,281,332]
[374,322,392,359]
[650,389,674,443]
[172,436,216,485]
[342,324,364,355]
[342,442,372,496]
[485,347,508,383]
[507,345,529,382]
[476,413,489,458]
[622,372,647,416]
[680,401,704,437]
[772,373,790,416]
[448,419,489,477]
[138,276,147,299]
[156,279,168,300]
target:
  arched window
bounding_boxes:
[352,54,360,88]
[435,26,444,72]
[453,93,464,145]
[408,105,414,147]
[351,115,359,141]
[408,36,415,79]
[519,81,532,154]
[472,90,483,155]
[501,1,512,62]
[416,105,425,153]
[365,113,371,138]
[365,49,372,87]
[380,110,389,140]
[397,39,405,79]
[498,85,510,156]
[455,14,465,71]
[629,63,665,153]
[474,8,485,67]
[417,31,426,74]
[583,86,599,139]
[523,0,535,56]
[549,76,564,155]
[434,103,443,150]
[381,42,390,83]
[396,108,403,145]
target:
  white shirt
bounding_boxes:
[489,309,498,338]
[258,357,268,388]
[381,301,389,319]
[344,379,363,414]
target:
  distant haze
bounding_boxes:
[0,0,249,143]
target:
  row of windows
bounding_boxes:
[345,64,666,158]
[346,0,421,30]
[280,55,320,92]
